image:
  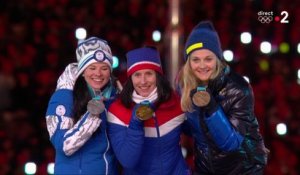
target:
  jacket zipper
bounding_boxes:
[199,111,215,174]
[153,113,163,175]
[79,151,82,174]
[103,129,109,175]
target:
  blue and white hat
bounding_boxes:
[126,46,163,77]
[184,20,223,61]
[76,37,113,77]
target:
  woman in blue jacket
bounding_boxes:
[45,37,120,175]
[178,21,269,174]
[107,46,191,175]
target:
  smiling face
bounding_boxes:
[131,69,157,97]
[83,62,111,91]
[189,49,218,84]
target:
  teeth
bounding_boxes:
[198,70,208,73]
[93,78,103,82]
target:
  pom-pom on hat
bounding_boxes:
[184,20,223,61]
[126,46,163,77]
[76,37,113,77]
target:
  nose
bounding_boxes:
[199,61,206,69]
[95,68,102,76]
[140,74,146,84]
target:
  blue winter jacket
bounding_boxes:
[183,71,268,174]
[46,89,118,175]
[107,93,191,175]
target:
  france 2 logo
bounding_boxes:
[257,11,289,24]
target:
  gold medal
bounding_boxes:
[192,91,211,107]
[135,105,154,120]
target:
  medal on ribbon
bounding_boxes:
[192,86,211,107]
[91,90,105,114]
[97,100,105,114]
[135,101,154,120]
[87,98,105,117]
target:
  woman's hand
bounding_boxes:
[87,99,105,117]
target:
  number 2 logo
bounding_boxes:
[280,11,289,23]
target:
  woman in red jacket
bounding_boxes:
[107,46,191,175]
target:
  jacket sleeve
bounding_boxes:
[56,62,78,90]
[107,108,144,169]
[204,107,243,152]
[45,89,102,156]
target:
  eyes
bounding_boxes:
[133,70,155,77]
[190,56,214,63]
[88,65,109,71]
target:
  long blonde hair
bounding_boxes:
[179,57,225,112]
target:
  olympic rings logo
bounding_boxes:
[258,15,273,23]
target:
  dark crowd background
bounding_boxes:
[0,0,300,174]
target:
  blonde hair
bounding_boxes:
[179,57,225,112]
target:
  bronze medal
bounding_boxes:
[135,105,154,120]
[192,91,211,107]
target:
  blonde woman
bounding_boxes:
[178,21,269,175]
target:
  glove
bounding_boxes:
[190,87,218,116]
[128,103,145,130]
[87,99,105,117]
[56,63,78,90]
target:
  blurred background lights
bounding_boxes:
[279,42,289,53]
[47,163,55,175]
[75,27,87,40]
[298,43,300,54]
[152,30,161,42]
[24,162,37,175]
[112,56,119,69]
[223,50,234,62]
[260,41,272,54]
[243,76,250,83]
[276,123,287,136]
[259,59,269,71]
[298,69,300,85]
[181,147,187,158]
[240,32,252,44]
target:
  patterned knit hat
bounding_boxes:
[126,46,163,77]
[184,20,223,61]
[76,37,113,77]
